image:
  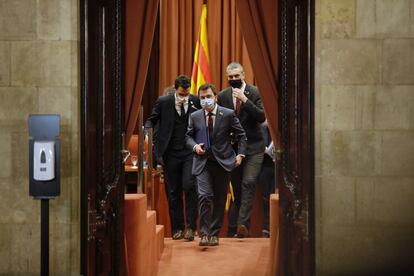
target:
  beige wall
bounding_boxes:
[316,0,414,274]
[0,0,80,275]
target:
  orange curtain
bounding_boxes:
[235,0,279,144]
[125,0,159,144]
[159,0,254,95]
[159,0,279,142]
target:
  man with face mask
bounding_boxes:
[186,83,246,246]
[217,62,266,238]
[145,75,201,241]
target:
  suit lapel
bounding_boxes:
[213,106,223,138]
[188,95,199,114]
[199,109,207,129]
[198,110,209,147]
[168,95,176,117]
[224,88,234,109]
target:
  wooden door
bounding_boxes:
[80,0,125,275]
[278,0,315,275]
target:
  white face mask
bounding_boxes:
[176,94,189,103]
[200,98,215,110]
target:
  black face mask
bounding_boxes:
[229,79,242,89]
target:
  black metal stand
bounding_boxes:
[41,199,49,276]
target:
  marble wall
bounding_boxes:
[0,0,79,275]
[316,0,414,274]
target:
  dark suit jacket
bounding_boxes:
[217,84,266,155]
[145,94,201,158]
[186,105,247,175]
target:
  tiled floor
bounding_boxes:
[157,238,271,276]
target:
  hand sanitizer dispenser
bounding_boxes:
[33,141,55,181]
[28,114,60,276]
[29,114,60,198]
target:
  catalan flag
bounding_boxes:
[190,4,211,94]
[225,181,235,211]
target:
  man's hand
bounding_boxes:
[194,143,206,155]
[235,154,244,167]
[232,88,248,103]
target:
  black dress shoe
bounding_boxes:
[199,235,209,246]
[237,225,249,238]
[262,229,270,238]
[172,230,184,240]
[209,236,219,246]
[183,228,195,241]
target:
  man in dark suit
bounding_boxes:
[217,62,266,238]
[145,75,201,241]
[186,83,246,246]
[259,120,276,238]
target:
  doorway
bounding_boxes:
[80,0,315,275]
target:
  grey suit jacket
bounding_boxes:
[186,105,247,175]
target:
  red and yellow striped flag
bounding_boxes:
[190,4,211,94]
[225,181,235,211]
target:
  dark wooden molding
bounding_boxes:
[279,0,315,274]
[80,0,125,274]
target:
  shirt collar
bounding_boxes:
[204,104,218,116]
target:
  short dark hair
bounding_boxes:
[174,75,191,89]
[198,83,217,95]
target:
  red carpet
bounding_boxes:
[157,238,271,276]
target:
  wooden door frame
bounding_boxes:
[278,0,315,274]
[80,0,125,274]
[79,0,315,274]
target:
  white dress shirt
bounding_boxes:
[174,93,189,115]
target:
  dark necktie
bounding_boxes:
[208,112,214,141]
[180,102,185,117]
[235,98,241,115]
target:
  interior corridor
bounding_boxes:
[157,238,271,276]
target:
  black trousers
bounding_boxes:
[258,156,276,231]
[163,151,198,232]
[227,152,264,235]
[197,159,230,237]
